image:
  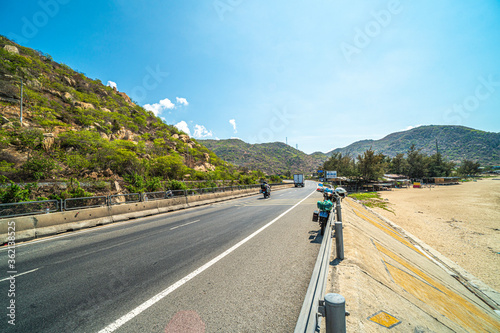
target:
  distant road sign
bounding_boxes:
[317,170,324,173]
[326,171,337,179]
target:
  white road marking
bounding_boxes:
[170,220,201,230]
[0,268,40,282]
[97,190,316,333]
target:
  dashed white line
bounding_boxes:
[170,220,201,230]
[0,268,40,282]
[97,189,316,333]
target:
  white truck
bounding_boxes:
[293,174,305,187]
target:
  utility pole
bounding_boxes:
[20,78,23,125]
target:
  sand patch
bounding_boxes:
[372,178,500,291]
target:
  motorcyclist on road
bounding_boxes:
[261,181,271,197]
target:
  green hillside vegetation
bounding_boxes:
[0,36,268,203]
[328,125,500,166]
[200,139,327,176]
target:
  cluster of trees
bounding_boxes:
[322,145,481,181]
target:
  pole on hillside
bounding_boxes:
[20,78,23,125]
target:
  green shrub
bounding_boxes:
[16,128,44,149]
[0,177,36,203]
[123,173,145,193]
[58,130,104,153]
[22,154,58,180]
[66,154,92,170]
[166,179,187,190]
[149,155,186,179]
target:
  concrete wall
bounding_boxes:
[0,184,293,244]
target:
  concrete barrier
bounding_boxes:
[0,183,294,244]
[0,216,36,243]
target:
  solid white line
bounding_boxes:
[169,220,201,230]
[97,190,316,333]
[0,268,40,282]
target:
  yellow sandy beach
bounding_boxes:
[372,178,500,291]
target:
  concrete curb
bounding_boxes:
[1,184,293,244]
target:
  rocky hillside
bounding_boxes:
[200,139,327,175]
[328,125,500,165]
[0,36,237,189]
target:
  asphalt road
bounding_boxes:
[1,181,325,332]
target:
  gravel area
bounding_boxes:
[372,178,500,291]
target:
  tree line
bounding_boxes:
[322,145,481,181]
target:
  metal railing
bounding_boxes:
[295,195,347,333]
[65,196,108,211]
[295,211,333,332]
[0,183,287,219]
[0,199,61,218]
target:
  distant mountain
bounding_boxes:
[200,139,327,175]
[327,125,500,165]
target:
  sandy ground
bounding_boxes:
[372,178,500,291]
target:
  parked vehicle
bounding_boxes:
[335,187,348,199]
[313,199,333,235]
[293,174,305,187]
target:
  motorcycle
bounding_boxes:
[313,199,333,235]
[261,185,271,199]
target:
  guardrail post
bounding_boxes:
[335,197,344,260]
[324,293,346,333]
[336,197,342,222]
[335,221,344,260]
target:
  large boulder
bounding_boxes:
[63,92,75,103]
[74,101,94,109]
[62,76,76,87]
[0,147,28,166]
[3,45,19,54]
[117,91,134,105]
[42,133,55,151]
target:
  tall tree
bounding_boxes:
[406,145,427,179]
[322,152,358,178]
[388,153,409,175]
[458,159,481,176]
[357,149,385,181]
[427,152,454,177]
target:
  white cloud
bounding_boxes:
[193,124,213,138]
[143,98,175,116]
[402,124,423,131]
[107,81,117,89]
[176,97,189,106]
[229,119,237,133]
[160,98,175,109]
[174,121,191,136]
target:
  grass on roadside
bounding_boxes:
[349,192,394,213]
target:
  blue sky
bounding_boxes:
[1,0,499,154]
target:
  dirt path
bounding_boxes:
[372,178,500,291]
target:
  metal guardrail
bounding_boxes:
[295,212,333,332]
[0,199,61,218]
[0,183,288,219]
[65,196,108,211]
[109,193,141,205]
